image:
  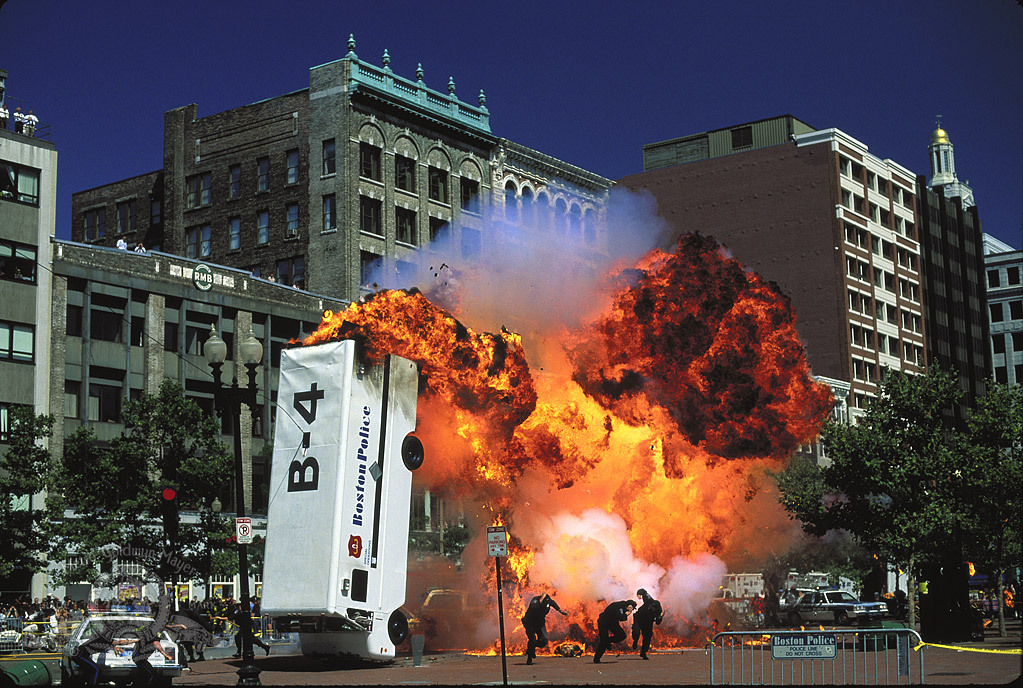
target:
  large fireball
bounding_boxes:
[299,228,831,652]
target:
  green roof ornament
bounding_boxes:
[416,63,424,82]
[347,34,357,58]
[448,76,456,96]
[382,49,391,70]
[478,89,487,108]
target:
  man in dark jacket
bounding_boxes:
[631,588,663,659]
[521,592,568,665]
[593,599,636,663]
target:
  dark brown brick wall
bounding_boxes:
[619,142,849,381]
[71,171,163,250]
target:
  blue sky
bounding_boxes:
[2,0,1020,249]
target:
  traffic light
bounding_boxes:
[161,485,179,549]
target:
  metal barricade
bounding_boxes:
[709,628,926,685]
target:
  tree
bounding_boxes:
[47,380,231,586]
[776,367,969,630]
[0,407,55,578]
[963,381,1023,638]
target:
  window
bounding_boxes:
[429,217,448,243]
[164,322,178,352]
[0,162,39,204]
[323,194,336,230]
[66,305,83,337]
[186,224,211,258]
[84,208,106,241]
[460,177,479,213]
[229,164,241,199]
[359,196,382,235]
[731,126,753,149]
[0,320,34,362]
[257,157,269,192]
[990,303,1004,322]
[87,383,121,423]
[64,381,80,419]
[116,200,136,234]
[522,188,534,225]
[988,270,1001,288]
[993,336,1006,355]
[1007,267,1020,285]
[504,182,517,222]
[396,207,417,245]
[150,198,161,225]
[841,189,852,209]
[0,239,36,284]
[277,257,305,289]
[360,251,381,286]
[322,139,336,175]
[229,217,241,250]
[1013,332,1023,351]
[396,260,417,284]
[185,172,212,209]
[286,149,299,185]
[395,155,416,192]
[461,227,481,258]
[428,167,448,203]
[0,403,15,442]
[257,210,269,244]
[1011,301,1023,320]
[286,203,299,238]
[359,143,381,181]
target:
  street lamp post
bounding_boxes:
[204,325,263,686]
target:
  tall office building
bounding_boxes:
[71,38,612,303]
[621,116,927,415]
[0,74,58,599]
[983,234,1023,386]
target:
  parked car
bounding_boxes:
[783,588,886,626]
[60,613,182,687]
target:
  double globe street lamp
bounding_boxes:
[203,325,263,686]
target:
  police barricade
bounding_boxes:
[709,627,926,685]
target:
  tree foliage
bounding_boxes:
[47,380,231,585]
[0,407,55,578]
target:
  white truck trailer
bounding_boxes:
[262,340,423,661]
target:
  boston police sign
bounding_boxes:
[193,264,214,291]
[771,633,838,659]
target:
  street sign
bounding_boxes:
[771,633,838,660]
[487,525,508,557]
[236,517,253,544]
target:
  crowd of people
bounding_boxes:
[0,104,39,136]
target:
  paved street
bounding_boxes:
[174,621,1021,686]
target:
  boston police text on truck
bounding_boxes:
[352,406,372,527]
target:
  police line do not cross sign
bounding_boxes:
[487,526,508,557]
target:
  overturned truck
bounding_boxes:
[262,340,424,661]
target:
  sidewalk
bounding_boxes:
[176,621,1022,686]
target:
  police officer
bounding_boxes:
[631,588,663,659]
[521,592,567,665]
[593,599,635,663]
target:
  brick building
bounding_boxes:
[71,38,612,303]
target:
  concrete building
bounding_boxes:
[71,38,612,303]
[983,234,1023,387]
[0,111,58,600]
[621,116,927,416]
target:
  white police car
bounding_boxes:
[60,614,182,687]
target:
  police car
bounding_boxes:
[60,613,182,687]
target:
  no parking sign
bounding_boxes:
[236,517,253,544]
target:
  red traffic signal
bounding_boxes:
[162,487,177,501]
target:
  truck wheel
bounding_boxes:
[388,610,409,645]
[401,435,424,471]
[788,612,801,627]
[836,611,849,625]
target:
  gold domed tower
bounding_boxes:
[928,117,975,208]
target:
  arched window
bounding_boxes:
[521,188,534,226]
[583,208,597,244]
[555,198,568,235]
[569,204,582,240]
[536,192,551,230]
[505,182,518,222]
